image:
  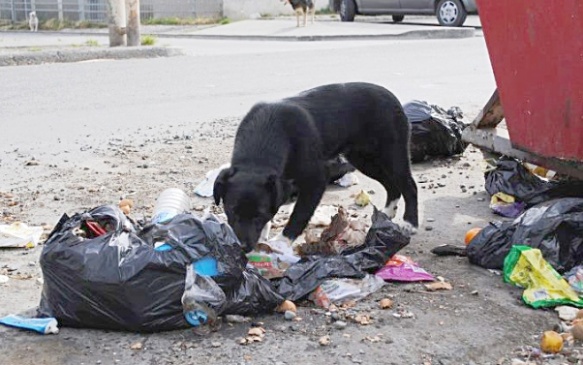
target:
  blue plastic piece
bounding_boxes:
[184,310,208,327]
[193,257,219,277]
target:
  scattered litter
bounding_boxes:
[468,198,583,272]
[130,342,143,350]
[404,100,467,163]
[38,205,283,332]
[0,275,8,284]
[0,222,44,248]
[333,320,347,330]
[309,205,339,227]
[430,244,467,257]
[351,313,372,325]
[564,265,583,294]
[425,281,453,291]
[275,300,297,314]
[224,315,251,323]
[299,206,368,256]
[540,331,563,354]
[319,335,331,346]
[489,192,525,218]
[0,315,58,334]
[555,306,580,321]
[376,255,434,282]
[571,323,583,340]
[379,298,393,309]
[277,207,410,301]
[335,172,359,187]
[118,199,134,215]
[484,156,583,208]
[504,246,583,308]
[308,274,385,308]
[240,326,266,345]
[194,164,230,198]
[392,310,414,319]
[354,190,371,207]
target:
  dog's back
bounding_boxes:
[282,82,409,156]
[287,0,314,11]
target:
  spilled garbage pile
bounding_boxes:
[0,183,445,335]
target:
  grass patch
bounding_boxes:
[141,16,228,26]
[140,35,156,46]
[28,47,42,52]
[85,39,99,47]
[0,18,106,31]
[316,7,335,15]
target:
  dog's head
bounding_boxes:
[214,166,292,252]
[30,11,37,18]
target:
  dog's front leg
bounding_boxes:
[282,175,327,241]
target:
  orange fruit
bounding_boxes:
[464,228,482,246]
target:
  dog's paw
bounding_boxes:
[397,221,418,236]
[382,200,399,219]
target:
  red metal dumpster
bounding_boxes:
[472,0,583,169]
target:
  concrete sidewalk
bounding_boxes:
[0,16,480,65]
[4,16,479,42]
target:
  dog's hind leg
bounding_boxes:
[346,149,418,233]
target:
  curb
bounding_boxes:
[151,27,475,41]
[0,46,183,67]
[2,27,475,42]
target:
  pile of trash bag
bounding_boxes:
[276,207,411,301]
[38,205,283,332]
[403,100,468,163]
[467,198,583,273]
[484,156,583,208]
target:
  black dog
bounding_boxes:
[214,82,418,252]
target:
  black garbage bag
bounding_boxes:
[467,198,583,273]
[484,156,583,207]
[276,207,410,301]
[404,100,468,163]
[38,205,282,332]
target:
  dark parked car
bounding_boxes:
[332,0,478,27]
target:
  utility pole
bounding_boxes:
[106,0,126,47]
[126,0,140,47]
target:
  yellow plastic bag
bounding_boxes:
[503,245,583,308]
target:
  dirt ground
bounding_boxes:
[0,115,574,365]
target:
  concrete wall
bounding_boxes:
[223,0,331,19]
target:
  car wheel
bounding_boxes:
[392,15,405,23]
[436,0,467,27]
[340,0,356,22]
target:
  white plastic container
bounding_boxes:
[152,188,191,224]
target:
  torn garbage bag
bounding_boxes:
[38,205,283,332]
[403,100,468,163]
[484,156,583,207]
[276,207,410,301]
[467,198,583,273]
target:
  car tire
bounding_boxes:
[436,0,467,27]
[339,0,356,22]
[392,15,405,23]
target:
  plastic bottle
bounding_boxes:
[151,188,190,224]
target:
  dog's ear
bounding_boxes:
[266,174,293,212]
[213,167,236,206]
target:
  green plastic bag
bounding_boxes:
[503,245,583,308]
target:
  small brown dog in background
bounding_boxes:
[281,0,315,27]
